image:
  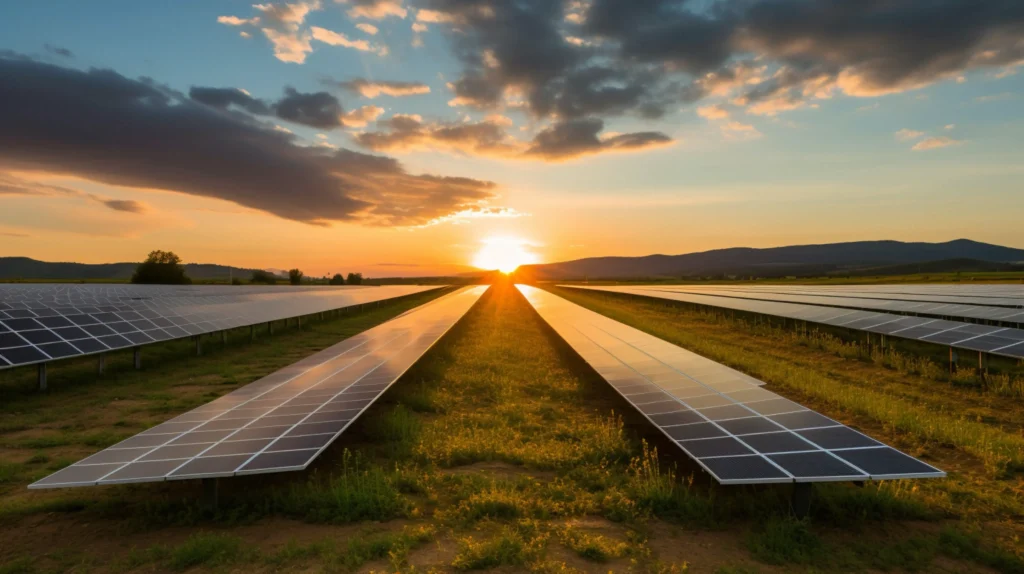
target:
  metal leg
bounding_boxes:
[201,477,219,510]
[250,325,255,342]
[133,347,141,369]
[195,336,202,356]
[38,363,47,391]
[268,321,273,335]
[791,483,813,518]
[97,354,105,374]
[221,331,226,344]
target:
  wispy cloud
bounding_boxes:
[912,136,964,151]
[895,128,925,141]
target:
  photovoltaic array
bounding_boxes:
[30,286,487,489]
[637,285,1024,325]
[567,285,1024,359]
[0,284,441,369]
[519,285,944,484]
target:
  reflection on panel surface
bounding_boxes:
[30,286,487,488]
[519,285,944,485]
[0,284,442,368]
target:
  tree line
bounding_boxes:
[130,250,363,286]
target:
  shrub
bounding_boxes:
[250,269,278,284]
[288,268,304,285]
[329,273,345,285]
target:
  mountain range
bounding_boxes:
[516,239,1024,280]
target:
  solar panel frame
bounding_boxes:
[29,285,488,489]
[519,285,945,486]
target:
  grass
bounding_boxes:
[0,281,1021,572]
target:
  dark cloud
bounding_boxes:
[98,198,146,213]
[188,86,271,115]
[0,56,498,226]
[524,118,671,161]
[333,78,432,98]
[44,44,74,58]
[413,0,1024,120]
[273,87,345,129]
[189,86,346,129]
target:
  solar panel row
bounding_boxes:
[0,284,441,369]
[30,285,487,489]
[518,285,944,485]
[640,286,1024,324]
[566,286,1024,359]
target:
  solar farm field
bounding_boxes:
[1,282,1023,573]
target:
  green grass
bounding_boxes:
[1,282,1022,572]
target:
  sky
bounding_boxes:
[0,0,1022,277]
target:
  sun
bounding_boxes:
[472,236,539,274]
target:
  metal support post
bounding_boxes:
[268,321,273,335]
[949,347,958,375]
[38,363,47,391]
[221,331,226,344]
[250,325,255,342]
[201,477,219,510]
[195,336,202,356]
[791,483,813,518]
[133,347,141,369]
[97,354,105,374]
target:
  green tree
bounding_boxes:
[250,270,278,284]
[329,273,345,285]
[346,272,363,285]
[131,250,191,284]
[288,268,304,285]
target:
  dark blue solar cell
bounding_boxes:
[37,342,81,358]
[19,330,61,345]
[69,338,108,353]
[0,346,49,364]
[0,332,28,348]
[1,318,44,331]
[82,324,116,336]
[36,316,74,329]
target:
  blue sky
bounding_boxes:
[0,1,1022,275]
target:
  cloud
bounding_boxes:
[94,197,146,213]
[355,114,524,157]
[342,105,385,127]
[43,44,73,58]
[356,113,672,162]
[0,174,148,214]
[342,0,408,19]
[356,23,379,35]
[697,105,729,120]
[524,118,673,161]
[414,0,1024,126]
[217,15,260,26]
[0,55,500,227]
[912,136,964,151]
[274,87,345,128]
[974,92,1015,103]
[720,121,762,140]
[334,78,431,98]
[190,86,345,129]
[895,128,926,141]
[311,26,386,54]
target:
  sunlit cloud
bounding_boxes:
[912,136,964,151]
[895,129,925,141]
[334,78,431,98]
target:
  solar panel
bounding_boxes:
[519,285,944,485]
[0,284,443,369]
[566,286,1024,360]
[29,285,487,489]
[657,285,1024,308]
[637,286,1024,324]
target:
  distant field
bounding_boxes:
[1,283,1022,572]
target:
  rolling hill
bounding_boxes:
[0,257,264,281]
[517,239,1024,280]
